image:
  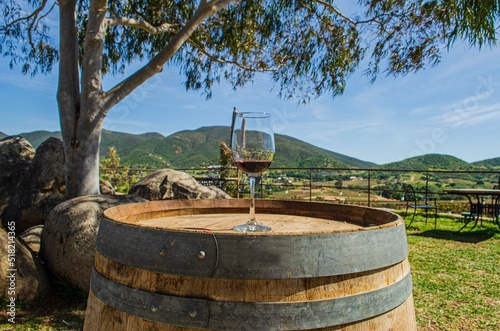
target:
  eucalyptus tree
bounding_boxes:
[1,0,498,198]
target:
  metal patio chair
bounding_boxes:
[402,183,438,229]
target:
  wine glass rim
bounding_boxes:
[237,112,272,118]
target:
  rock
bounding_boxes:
[2,137,66,234]
[129,169,231,200]
[39,195,147,292]
[0,136,35,222]
[0,227,51,302]
[99,179,116,195]
[19,225,44,253]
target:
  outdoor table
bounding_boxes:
[444,189,500,231]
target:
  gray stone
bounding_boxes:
[39,195,147,292]
[2,137,66,234]
[129,169,231,200]
[0,136,35,221]
[0,227,51,302]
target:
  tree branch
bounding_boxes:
[186,38,282,72]
[210,0,236,11]
[1,0,48,30]
[105,16,178,34]
[313,0,388,28]
[101,0,236,113]
[313,0,356,26]
[1,0,53,48]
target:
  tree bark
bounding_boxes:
[64,121,104,198]
[58,0,107,198]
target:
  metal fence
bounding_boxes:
[106,166,500,213]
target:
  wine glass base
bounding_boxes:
[232,222,272,232]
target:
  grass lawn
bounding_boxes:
[1,212,499,330]
[403,212,500,331]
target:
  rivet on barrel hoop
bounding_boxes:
[150,305,158,313]
[197,251,206,260]
[159,248,166,256]
[189,310,198,318]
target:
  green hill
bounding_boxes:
[15,127,377,169]
[118,126,230,168]
[379,154,473,170]
[472,157,500,168]
[117,126,377,169]
[100,129,164,153]
[12,128,500,171]
[18,130,62,147]
[274,133,375,169]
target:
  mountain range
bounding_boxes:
[1,127,500,170]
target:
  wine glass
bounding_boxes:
[231,112,275,232]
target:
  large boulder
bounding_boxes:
[2,137,66,234]
[0,136,35,222]
[39,195,147,292]
[0,227,51,302]
[129,169,231,200]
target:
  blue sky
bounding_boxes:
[1,41,500,165]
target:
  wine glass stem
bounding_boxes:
[248,175,257,225]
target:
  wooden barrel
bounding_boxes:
[84,199,416,331]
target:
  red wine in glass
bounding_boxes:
[231,112,275,232]
[234,160,273,175]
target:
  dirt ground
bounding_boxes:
[1,285,86,331]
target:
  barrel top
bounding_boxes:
[103,199,402,235]
[137,213,362,234]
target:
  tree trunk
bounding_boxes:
[64,119,103,198]
[58,0,102,198]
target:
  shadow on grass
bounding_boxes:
[399,211,499,243]
[407,226,497,243]
[397,209,500,243]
